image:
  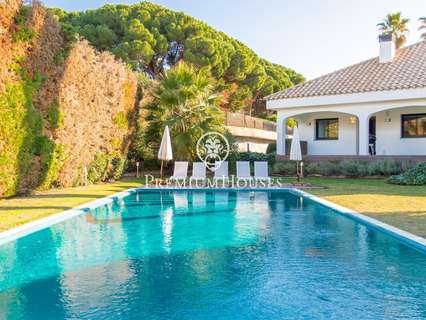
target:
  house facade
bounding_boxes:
[266,35,426,159]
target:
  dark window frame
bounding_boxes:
[401,113,426,138]
[315,118,339,140]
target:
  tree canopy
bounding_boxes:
[377,12,409,49]
[145,62,224,160]
[50,1,304,111]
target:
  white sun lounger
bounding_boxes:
[254,161,271,182]
[190,162,206,182]
[173,192,188,210]
[236,161,253,181]
[170,161,188,181]
[213,161,229,181]
[192,192,207,209]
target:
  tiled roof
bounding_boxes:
[266,41,426,100]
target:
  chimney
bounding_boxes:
[379,33,395,63]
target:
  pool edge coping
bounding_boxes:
[0,186,425,253]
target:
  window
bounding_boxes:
[315,118,339,140]
[402,114,426,138]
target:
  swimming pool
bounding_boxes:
[0,189,425,319]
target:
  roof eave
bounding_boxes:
[266,87,426,110]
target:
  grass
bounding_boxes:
[278,177,426,238]
[0,176,425,239]
[0,177,144,232]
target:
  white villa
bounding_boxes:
[266,35,426,160]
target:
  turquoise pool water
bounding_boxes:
[0,190,425,319]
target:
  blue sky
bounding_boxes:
[43,0,426,79]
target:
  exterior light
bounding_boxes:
[136,161,140,178]
[349,116,357,124]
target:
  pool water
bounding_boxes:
[0,190,426,320]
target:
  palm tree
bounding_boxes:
[419,17,426,40]
[146,62,224,160]
[377,12,410,49]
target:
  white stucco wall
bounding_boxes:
[375,106,426,155]
[295,112,358,155]
[271,93,426,156]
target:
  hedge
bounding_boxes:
[387,162,426,185]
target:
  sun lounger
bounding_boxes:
[236,161,253,182]
[213,161,229,181]
[190,162,206,182]
[169,161,188,181]
[254,161,271,182]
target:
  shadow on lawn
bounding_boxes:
[13,193,106,199]
[305,178,426,197]
[0,206,71,211]
[368,213,426,238]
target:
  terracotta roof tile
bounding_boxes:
[266,41,426,100]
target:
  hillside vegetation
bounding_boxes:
[0,0,137,196]
[0,0,302,197]
[50,2,304,111]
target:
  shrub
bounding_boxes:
[272,161,297,175]
[32,135,52,156]
[88,152,127,183]
[14,5,32,26]
[266,143,276,154]
[387,162,426,185]
[38,144,66,189]
[0,68,46,195]
[339,160,368,177]
[305,162,320,175]
[316,161,341,176]
[109,154,126,180]
[47,101,63,129]
[13,27,37,43]
[367,160,413,176]
[87,152,109,183]
[113,111,128,129]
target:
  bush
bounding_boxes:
[13,27,37,43]
[109,154,126,180]
[266,143,276,154]
[32,135,52,156]
[113,111,128,129]
[315,161,340,176]
[88,152,127,183]
[339,160,368,177]
[13,6,37,43]
[47,101,63,129]
[0,68,46,195]
[272,161,297,175]
[87,152,109,183]
[304,162,319,175]
[271,159,416,178]
[39,144,66,189]
[367,160,413,176]
[387,162,426,185]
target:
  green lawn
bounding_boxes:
[0,177,144,232]
[0,176,425,239]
